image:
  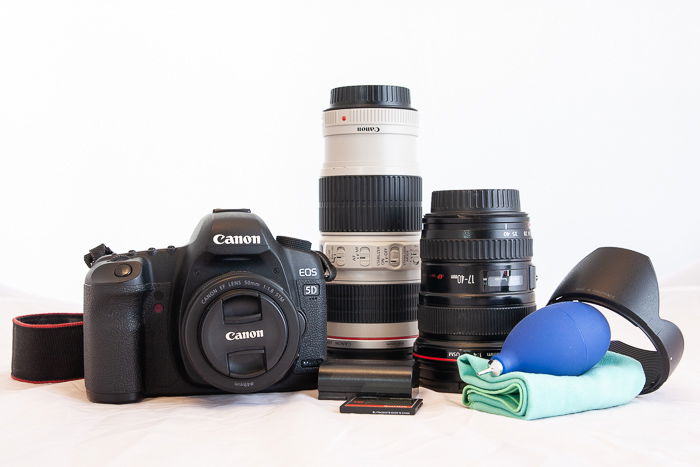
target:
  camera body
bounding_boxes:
[84,209,329,404]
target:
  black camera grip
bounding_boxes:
[84,283,148,403]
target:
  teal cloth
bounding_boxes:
[457,351,645,420]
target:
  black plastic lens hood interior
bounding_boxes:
[548,247,684,394]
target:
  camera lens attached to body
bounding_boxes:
[414,189,537,392]
[181,272,302,393]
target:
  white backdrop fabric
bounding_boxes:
[1,284,698,466]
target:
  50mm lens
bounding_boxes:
[414,189,536,392]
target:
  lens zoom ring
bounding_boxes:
[327,283,419,324]
[320,176,422,232]
[417,304,536,336]
[420,237,533,261]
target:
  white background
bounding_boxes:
[1,2,699,466]
[1,1,699,304]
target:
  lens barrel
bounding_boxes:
[320,85,421,357]
[414,189,536,392]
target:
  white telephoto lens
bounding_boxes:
[320,85,421,356]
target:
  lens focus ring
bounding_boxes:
[319,175,422,232]
[327,283,419,324]
[417,303,536,336]
[420,237,533,261]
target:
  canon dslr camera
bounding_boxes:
[83,209,334,404]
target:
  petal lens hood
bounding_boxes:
[548,247,684,394]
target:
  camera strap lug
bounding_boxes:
[314,250,336,282]
[83,243,113,268]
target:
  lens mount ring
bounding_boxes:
[417,303,536,337]
[413,337,503,393]
[327,321,418,350]
[180,272,301,394]
[327,335,417,351]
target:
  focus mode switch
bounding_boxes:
[359,247,371,267]
[389,246,401,267]
[114,264,133,277]
[227,349,266,377]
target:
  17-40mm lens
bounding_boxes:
[414,189,537,392]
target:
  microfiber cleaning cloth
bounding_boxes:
[457,351,645,420]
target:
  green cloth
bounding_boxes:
[457,351,645,420]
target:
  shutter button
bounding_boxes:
[114,264,133,277]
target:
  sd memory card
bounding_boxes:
[339,397,423,415]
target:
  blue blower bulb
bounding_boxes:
[477,302,611,377]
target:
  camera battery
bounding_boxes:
[339,397,423,415]
[318,358,417,400]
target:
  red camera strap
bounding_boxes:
[11,313,85,383]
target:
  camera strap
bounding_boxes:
[11,313,84,383]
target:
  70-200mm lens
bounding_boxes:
[320,85,422,357]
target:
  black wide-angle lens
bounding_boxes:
[413,189,537,393]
